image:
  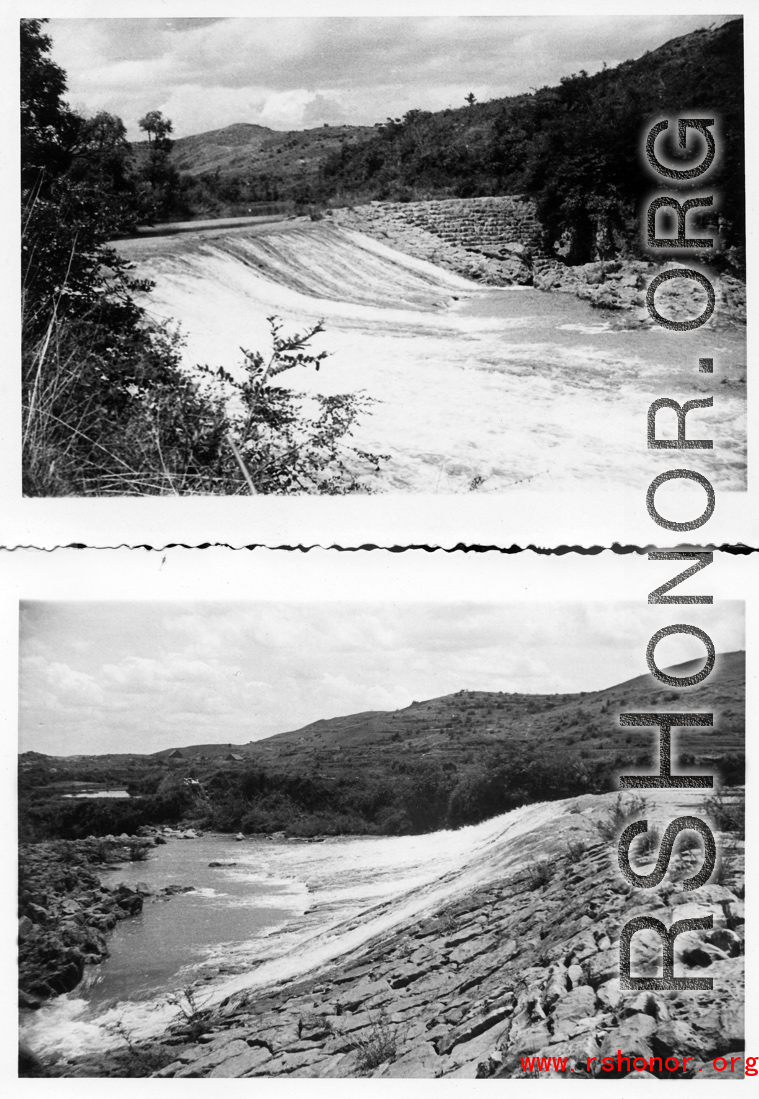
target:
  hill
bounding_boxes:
[133,120,377,211]
[154,19,743,271]
[19,653,744,842]
[158,649,745,767]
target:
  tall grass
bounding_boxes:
[22,305,384,496]
[22,175,386,497]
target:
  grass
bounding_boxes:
[527,860,554,890]
[595,794,648,843]
[22,302,384,497]
[701,789,745,838]
[352,1011,399,1072]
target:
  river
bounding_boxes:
[20,808,553,1062]
[22,785,713,1065]
[115,221,746,494]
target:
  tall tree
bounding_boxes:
[20,18,79,192]
[138,110,173,152]
[69,111,133,191]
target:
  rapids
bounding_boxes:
[20,801,560,1060]
[21,787,708,1064]
[115,220,746,494]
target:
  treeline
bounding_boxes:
[21,19,382,497]
[19,747,745,842]
[318,20,744,269]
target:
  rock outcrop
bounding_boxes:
[333,198,542,287]
[64,789,743,1080]
[332,200,746,327]
[18,838,154,1003]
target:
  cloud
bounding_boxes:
[18,600,744,757]
[46,15,735,139]
[302,94,347,126]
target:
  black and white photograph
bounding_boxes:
[9,5,751,547]
[8,0,756,1087]
[8,548,750,1079]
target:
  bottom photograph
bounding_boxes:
[10,550,750,1080]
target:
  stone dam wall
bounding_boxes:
[333,196,545,287]
[394,196,545,255]
[331,198,746,326]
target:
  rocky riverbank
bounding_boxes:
[18,836,192,1008]
[48,788,745,1080]
[331,202,746,328]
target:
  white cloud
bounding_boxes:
[18,600,744,757]
[46,15,735,139]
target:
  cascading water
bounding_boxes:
[115,221,746,495]
[20,801,560,1062]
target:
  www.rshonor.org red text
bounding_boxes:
[520,1052,757,1075]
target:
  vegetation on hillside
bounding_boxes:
[159,21,743,272]
[317,20,743,269]
[21,19,382,496]
[19,654,745,841]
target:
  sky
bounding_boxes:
[45,15,735,140]
[18,600,744,756]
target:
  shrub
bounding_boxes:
[126,841,152,862]
[352,1011,399,1071]
[595,794,647,842]
[527,860,554,890]
[631,824,661,863]
[23,306,385,496]
[167,987,211,1041]
[566,837,588,861]
[701,790,745,839]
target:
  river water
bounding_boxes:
[22,786,712,1063]
[21,809,553,1061]
[116,222,746,494]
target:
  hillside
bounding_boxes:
[162,650,745,769]
[20,653,744,842]
[132,120,376,210]
[151,19,743,271]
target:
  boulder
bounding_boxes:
[19,989,42,1010]
[705,927,742,957]
[25,903,50,925]
[651,1020,708,1062]
[595,1016,657,1076]
[550,984,597,1027]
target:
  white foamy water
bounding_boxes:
[21,801,562,1061]
[115,221,746,493]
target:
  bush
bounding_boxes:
[595,794,647,843]
[702,790,745,838]
[126,841,152,862]
[352,1011,399,1071]
[527,860,554,890]
[23,305,385,495]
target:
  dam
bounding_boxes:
[115,214,746,494]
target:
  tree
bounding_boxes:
[69,111,134,193]
[20,18,79,192]
[137,110,180,214]
[465,92,477,108]
[138,110,173,151]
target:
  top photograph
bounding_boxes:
[14,11,749,547]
